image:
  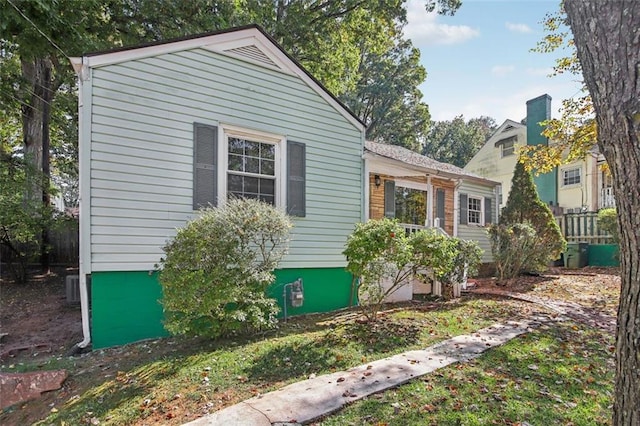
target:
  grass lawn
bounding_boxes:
[316,320,614,425]
[0,268,618,426]
[2,297,541,425]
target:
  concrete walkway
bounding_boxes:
[184,317,551,426]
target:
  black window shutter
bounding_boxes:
[193,123,218,209]
[436,188,445,228]
[384,180,395,218]
[287,141,306,217]
[459,193,468,225]
[485,197,493,225]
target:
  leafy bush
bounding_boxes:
[489,223,543,280]
[159,198,292,339]
[344,220,484,320]
[343,218,413,321]
[597,208,619,243]
[411,231,482,299]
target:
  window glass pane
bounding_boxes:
[245,140,260,157]
[261,159,275,176]
[228,154,243,171]
[260,178,275,195]
[259,194,275,205]
[261,143,275,160]
[245,157,260,174]
[228,174,243,192]
[394,186,426,225]
[244,176,259,194]
[229,137,244,154]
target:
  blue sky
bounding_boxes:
[405,0,582,124]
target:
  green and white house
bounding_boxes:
[71,25,366,349]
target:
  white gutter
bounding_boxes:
[71,56,92,349]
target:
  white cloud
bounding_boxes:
[405,0,480,46]
[505,22,533,34]
[526,67,554,77]
[491,65,515,76]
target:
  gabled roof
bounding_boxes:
[69,24,365,130]
[364,141,499,185]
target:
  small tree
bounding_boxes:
[343,218,413,322]
[159,198,291,339]
[597,207,619,243]
[496,161,566,277]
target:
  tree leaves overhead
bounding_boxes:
[423,115,497,167]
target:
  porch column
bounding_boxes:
[426,175,433,227]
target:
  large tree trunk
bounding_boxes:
[564,1,640,424]
[21,57,54,271]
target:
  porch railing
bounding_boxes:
[401,223,448,237]
[600,187,615,209]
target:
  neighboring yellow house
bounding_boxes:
[464,119,526,210]
[465,94,614,216]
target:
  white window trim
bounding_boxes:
[561,166,582,187]
[217,124,287,207]
[468,195,484,226]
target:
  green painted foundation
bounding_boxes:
[588,244,619,267]
[269,268,355,318]
[90,267,353,349]
[91,271,169,349]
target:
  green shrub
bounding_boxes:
[489,223,544,280]
[158,198,292,339]
[597,208,619,243]
[343,218,413,321]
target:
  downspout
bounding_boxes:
[453,179,462,236]
[71,57,92,350]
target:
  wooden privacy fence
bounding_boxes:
[557,212,614,244]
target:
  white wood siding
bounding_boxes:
[89,48,362,272]
[458,181,496,263]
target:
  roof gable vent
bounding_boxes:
[224,45,279,69]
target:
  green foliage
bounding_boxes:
[597,207,618,243]
[489,223,541,280]
[344,220,483,319]
[423,115,497,167]
[493,161,566,279]
[0,152,55,281]
[343,218,413,321]
[159,198,292,339]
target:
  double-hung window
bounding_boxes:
[193,123,306,216]
[227,136,277,205]
[467,196,483,225]
[501,139,515,157]
[562,167,581,186]
[459,193,493,226]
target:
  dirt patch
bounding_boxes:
[0,266,83,363]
